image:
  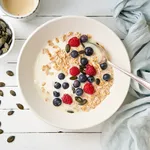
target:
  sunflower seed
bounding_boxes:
[6,70,14,76]
[70,76,77,80]
[0,82,5,87]
[0,90,3,96]
[8,110,14,116]
[16,104,24,110]
[0,129,4,134]
[79,99,87,105]
[7,136,15,143]
[65,44,70,53]
[10,90,16,96]
[67,110,74,113]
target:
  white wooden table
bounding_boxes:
[0,0,136,149]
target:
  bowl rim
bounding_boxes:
[0,0,40,19]
[17,16,131,130]
[0,17,15,59]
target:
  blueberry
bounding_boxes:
[62,82,69,89]
[88,76,95,83]
[85,47,93,56]
[80,57,88,66]
[80,35,88,43]
[100,62,108,70]
[53,91,60,97]
[58,73,65,80]
[79,74,87,83]
[103,74,111,81]
[73,80,80,88]
[70,50,79,58]
[53,98,62,106]
[54,82,61,89]
[76,88,83,96]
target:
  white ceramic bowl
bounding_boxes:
[0,0,40,20]
[18,16,130,130]
[0,17,15,59]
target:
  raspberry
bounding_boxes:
[69,66,80,76]
[83,83,95,95]
[85,64,96,76]
[62,94,73,104]
[68,37,80,47]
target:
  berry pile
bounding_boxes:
[52,34,111,108]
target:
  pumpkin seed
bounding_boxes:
[0,90,4,96]
[7,136,15,143]
[79,99,87,105]
[79,65,85,73]
[79,50,85,54]
[6,28,12,35]
[0,129,4,134]
[4,43,9,49]
[16,104,24,110]
[70,76,77,80]
[10,90,16,96]
[72,86,75,93]
[0,21,6,31]
[8,110,14,116]
[6,70,14,76]
[96,78,100,85]
[80,41,85,48]
[75,96,83,103]
[0,49,3,55]
[0,37,6,48]
[0,82,5,87]
[2,47,8,53]
[65,44,70,53]
[67,110,74,113]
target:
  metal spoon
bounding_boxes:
[97,44,150,91]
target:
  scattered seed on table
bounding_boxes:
[8,110,14,116]
[10,90,16,96]
[0,129,4,134]
[67,110,74,113]
[6,70,14,76]
[0,90,4,96]
[0,82,5,87]
[16,104,24,110]
[7,136,15,143]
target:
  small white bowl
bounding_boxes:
[0,17,15,59]
[0,0,40,20]
[18,16,131,130]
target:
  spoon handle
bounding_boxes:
[108,61,150,91]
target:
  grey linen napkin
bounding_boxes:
[100,0,150,150]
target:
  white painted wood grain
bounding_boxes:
[2,16,123,40]
[0,133,102,150]
[0,110,103,132]
[0,0,116,16]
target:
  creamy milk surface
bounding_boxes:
[2,0,36,16]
